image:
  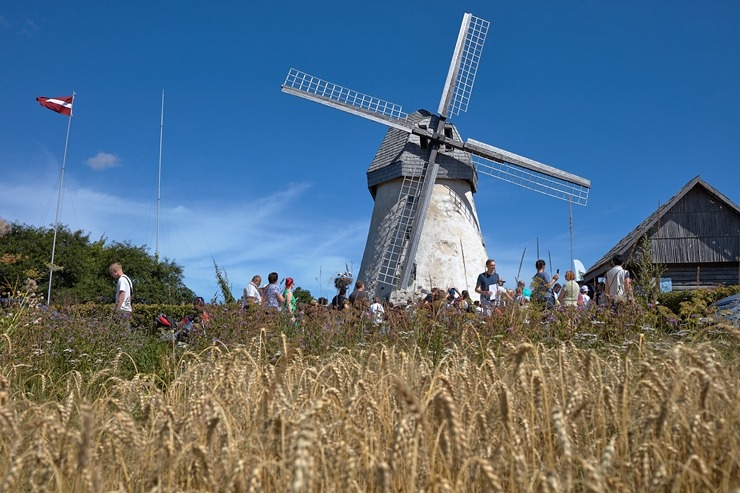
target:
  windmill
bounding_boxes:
[282,13,591,300]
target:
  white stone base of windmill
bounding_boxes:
[358,177,489,301]
[387,287,427,307]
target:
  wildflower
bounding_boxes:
[24,278,38,292]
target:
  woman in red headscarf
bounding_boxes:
[283,277,296,315]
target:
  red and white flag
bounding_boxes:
[36,96,73,116]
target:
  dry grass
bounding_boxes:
[1,333,739,492]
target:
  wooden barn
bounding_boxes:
[582,176,740,291]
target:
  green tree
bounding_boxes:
[632,235,665,305]
[293,287,313,305]
[0,223,87,302]
[0,222,194,305]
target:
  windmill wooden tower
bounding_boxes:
[282,13,591,300]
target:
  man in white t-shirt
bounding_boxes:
[242,275,262,307]
[368,296,385,326]
[605,254,632,304]
[109,262,132,330]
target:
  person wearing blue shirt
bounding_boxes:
[475,259,500,316]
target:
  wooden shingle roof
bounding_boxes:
[365,110,477,197]
[583,176,740,281]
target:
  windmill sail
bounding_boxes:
[439,14,490,117]
[466,138,591,206]
[281,69,413,132]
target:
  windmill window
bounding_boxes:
[443,126,453,151]
[418,122,429,148]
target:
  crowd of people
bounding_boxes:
[241,275,387,324]
[471,254,632,313]
[108,254,634,333]
[235,254,633,323]
[399,254,633,317]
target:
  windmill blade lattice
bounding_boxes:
[439,14,490,117]
[467,138,591,206]
[282,69,412,132]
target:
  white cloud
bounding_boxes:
[0,175,367,302]
[86,152,121,170]
[19,18,39,37]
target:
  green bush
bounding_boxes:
[658,285,740,316]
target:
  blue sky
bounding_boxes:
[2,1,739,302]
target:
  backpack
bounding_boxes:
[121,275,134,304]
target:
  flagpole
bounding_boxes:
[156,89,165,258]
[47,91,75,305]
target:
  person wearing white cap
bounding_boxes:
[579,284,592,308]
[493,278,513,307]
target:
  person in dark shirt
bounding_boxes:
[348,280,369,308]
[331,286,348,310]
[475,259,500,316]
[531,259,559,309]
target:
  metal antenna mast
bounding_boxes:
[156,89,164,258]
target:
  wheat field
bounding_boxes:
[1,325,739,492]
